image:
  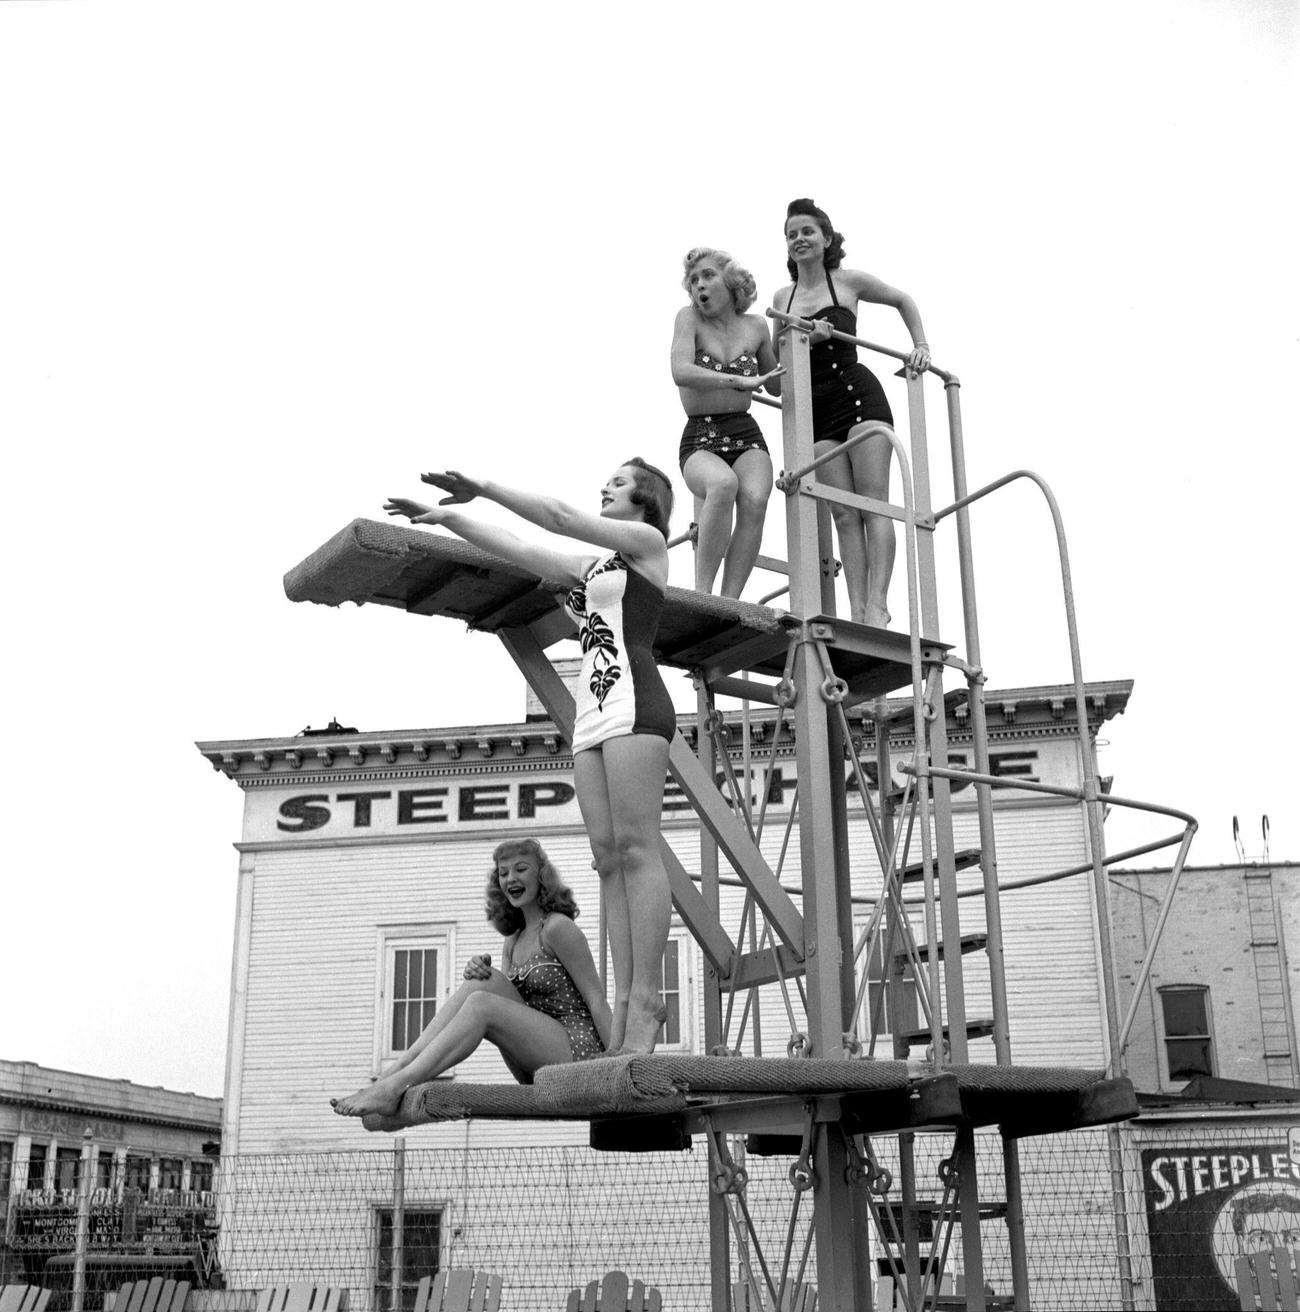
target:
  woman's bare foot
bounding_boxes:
[330,1078,406,1118]
[620,1002,669,1055]
[863,602,891,630]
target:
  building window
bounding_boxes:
[124,1155,151,1193]
[27,1142,48,1192]
[95,1151,113,1191]
[657,932,694,1051]
[190,1160,214,1194]
[55,1146,81,1192]
[374,1206,443,1312]
[1,1140,12,1223]
[158,1158,184,1191]
[1160,986,1214,1081]
[379,927,452,1067]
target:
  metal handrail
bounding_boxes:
[766,307,955,384]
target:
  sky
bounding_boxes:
[1,0,1295,1099]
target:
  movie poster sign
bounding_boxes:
[1141,1136,1300,1310]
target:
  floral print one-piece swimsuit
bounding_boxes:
[507,929,605,1063]
[563,552,675,753]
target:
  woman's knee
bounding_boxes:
[612,829,656,868]
[830,502,863,532]
[462,991,509,1027]
[699,470,739,506]
[588,842,620,880]
[735,481,770,519]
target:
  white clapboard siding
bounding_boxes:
[235,835,602,1152]
[232,783,1104,1153]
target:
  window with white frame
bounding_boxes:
[378,926,453,1069]
[657,930,695,1052]
[1160,985,1215,1081]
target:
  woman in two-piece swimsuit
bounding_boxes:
[768,199,931,629]
[383,459,676,1056]
[671,247,784,597]
[332,838,610,1118]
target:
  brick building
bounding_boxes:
[1110,863,1300,1093]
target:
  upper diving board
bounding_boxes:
[285,519,943,703]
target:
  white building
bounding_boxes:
[195,677,1141,1310]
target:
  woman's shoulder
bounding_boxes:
[840,266,898,301]
[540,911,582,948]
[741,310,770,338]
[771,280,794,307]
[674,304,702,333]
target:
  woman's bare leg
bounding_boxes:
[718,447,773,599]
[575,747,631,1049]
[387,968,517,1077]
[682,450,738,593]
[332,991,573,1118]
[814,439,871,622]
[601,734,672,1053]
[847,423,895,627]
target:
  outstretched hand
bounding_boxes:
[421,469,484,505]
[384,497,446,525]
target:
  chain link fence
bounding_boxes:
[9,1115,1296,1310]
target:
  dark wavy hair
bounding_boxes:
[1231,1190,1300,1235]
[785,198,846,279]
[484,837,580,935]
[623,457,674,540]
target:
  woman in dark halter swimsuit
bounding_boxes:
[332,838,610,1118]
[768,199,931,629]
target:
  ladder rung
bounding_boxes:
[897,1018,995,1049]
[898,932,988,964]
[899,849,982,883]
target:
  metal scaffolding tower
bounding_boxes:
[284,313,1200,1311]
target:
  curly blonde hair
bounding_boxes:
[484,837,580,935]
[681,246,757,314]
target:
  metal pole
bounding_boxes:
[697,682,732,1312]
[777,319,873,1312]
[391,1136,406,1312]
[72,1127,93,1312]
[943,380,1030,1310]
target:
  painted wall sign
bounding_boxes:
[1141,1139,1300,1309]
[19,1109,127,1141]
[242,743,1069,843]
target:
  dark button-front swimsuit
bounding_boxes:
[785,278,894,443]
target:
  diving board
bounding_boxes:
[284,518,932,702]
[360,1053,1137,1147]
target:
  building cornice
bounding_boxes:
[0,1090,220,1136]
[197,679,1133,786]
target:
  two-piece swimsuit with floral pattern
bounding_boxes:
[677,347,770,472]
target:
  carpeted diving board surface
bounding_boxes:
[284,519,930,700]
[361,1054,1138,1148]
